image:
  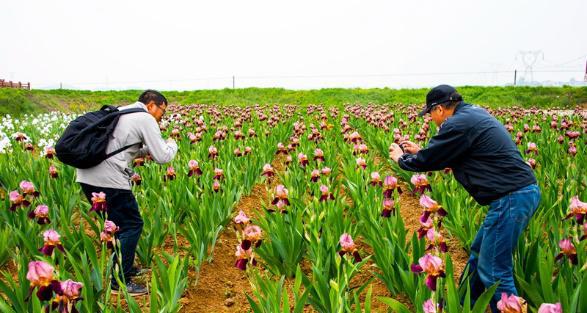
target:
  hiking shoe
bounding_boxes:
[111,281,148,296]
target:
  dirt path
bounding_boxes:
[179,156,286,312]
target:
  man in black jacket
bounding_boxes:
[389,85,540,312]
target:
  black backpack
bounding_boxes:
[55,105,147,169]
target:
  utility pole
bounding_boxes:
[232,76,235,89]
[514,70,517,86]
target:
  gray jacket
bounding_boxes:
[76,101,178,190]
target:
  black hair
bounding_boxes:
[439,92,463,110]
[138,90,168,107]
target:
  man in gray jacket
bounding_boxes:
[77,90,178,295]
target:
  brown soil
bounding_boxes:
[179,155,286,312]
[179,228,252,313]
[395,182,469,281]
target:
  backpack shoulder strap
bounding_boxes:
[103,107,148,159]
[99,105,146,115]
[116,108,147,115]
[105,142,142,158]
[100,105,118,112]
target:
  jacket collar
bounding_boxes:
[453,101,468,114]
[135,101,148,111]
[439,102,468,128]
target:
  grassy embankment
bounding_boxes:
[1,86,586,116]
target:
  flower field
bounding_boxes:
[0,102,586,312]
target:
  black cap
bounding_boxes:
[419,85,462,116]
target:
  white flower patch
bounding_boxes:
[0,131,12,154]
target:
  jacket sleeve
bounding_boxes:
[398,123,470,172]
[138,116,178,164]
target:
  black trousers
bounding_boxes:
[80,183,143,284]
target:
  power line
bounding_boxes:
[32,69,584,89]
[538,54,587,68]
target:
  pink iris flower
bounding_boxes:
[234,245,256,270]
[370,172,382,186]
[410,174,431,195]
[39,229,65,256]
[90,192,107,213]
[208,145,218,159]
[537,303,562,313]
[233,210,250,227]
[212,180,221,192]
[49,165,59,178]
[213,168,224,180]
[9,190,30,211]
[555,238,578,265]
[314,148,325,162]
[381,198,395,217]
[52,279,83,313]
[187,160,202,177]
[262,164,275,177]
[410,253,446,291]
[383,176,402,197]
[241,225,263,250]
[271,185,290,206]
[565,196,587,224]
[319,185,334,201]
[419,195,448,222]
[311,169,321,182]
[356,157,367,170]
[26,261,58,301]
[165,166,176,181]
[100,220,119,249]
[298,153,309,167]
[28,204,50,224]
[338,233,362,262]
[496,293,524,313]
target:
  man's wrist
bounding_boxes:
[391,152,404,163]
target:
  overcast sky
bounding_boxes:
[1,0,586,90]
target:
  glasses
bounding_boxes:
[155,104,167,115]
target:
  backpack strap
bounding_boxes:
[105,142,143,158]
[104,107,148,159]
[116,108,148,115]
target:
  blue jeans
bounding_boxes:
[460,184,540,312]
[80,183,144,285]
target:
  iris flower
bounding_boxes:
[338,233,362,262]
[410,253,445,291]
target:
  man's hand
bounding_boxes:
[399,140,421,154]
[389,143,404,163]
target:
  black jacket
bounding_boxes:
[399,102,537,205]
